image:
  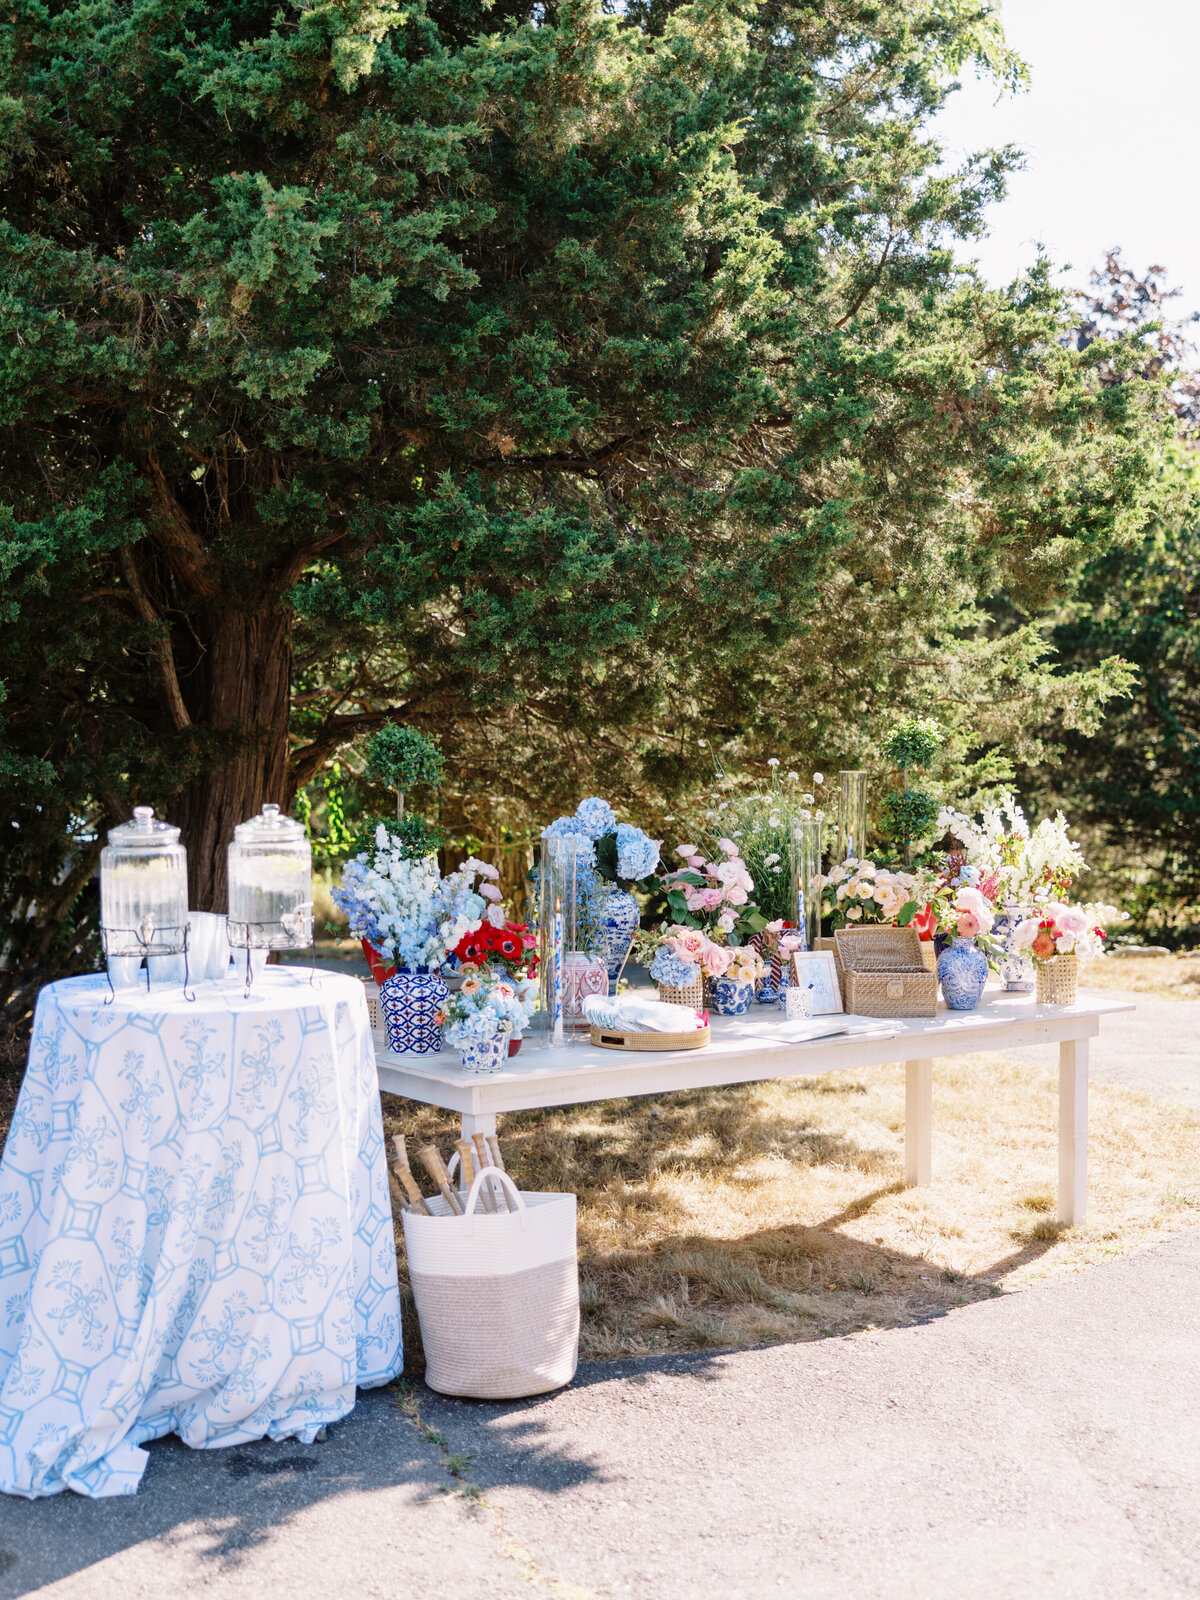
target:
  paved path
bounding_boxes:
[3,1222,1199,1600]
[1019,988,1200,1109]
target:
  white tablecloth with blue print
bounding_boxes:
[0,967,402,1498]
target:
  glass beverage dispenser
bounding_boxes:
[99,806,189,981]
[226,805,313,979]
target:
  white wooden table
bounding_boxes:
[375,990,1134,1224]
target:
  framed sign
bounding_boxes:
[791,951,843,1015]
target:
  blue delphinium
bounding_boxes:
[650,945,699,986]
[574,796,617,839]
[615,822,659,884]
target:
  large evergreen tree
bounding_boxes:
[0,0,1163,1015]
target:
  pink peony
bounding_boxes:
[1056,905,1088,936]
[956,910,984,939]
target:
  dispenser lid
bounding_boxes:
[232,803,306,844]
[106,805,181,849]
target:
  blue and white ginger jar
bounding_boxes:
[380,967,448,1054]
[712,976,754,1016]
[457,1035,507,1075]
[596,886,641,995]
[936,940,988,1011]
[995,902,1035,993]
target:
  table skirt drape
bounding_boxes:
[0,969,402,1497]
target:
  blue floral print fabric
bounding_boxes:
[0,969,402,1498]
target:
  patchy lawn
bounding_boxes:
[1080,956,1200,1001]
[385,1043,1200,1368]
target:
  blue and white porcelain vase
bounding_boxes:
[712,976,754,1015]
[596,886,641,995]
[995,901,1035,993]
[457,1035,507,1075]
[380,967,448,1054]
[936,940,988,1011]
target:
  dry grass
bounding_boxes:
[383,1049,1200,1369]
[1080,957,1200,1001]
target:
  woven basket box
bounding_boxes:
[833,926,938,1018]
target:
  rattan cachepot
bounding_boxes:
[590,1023,711,1052]
[656,975,706,1010]
[1036,953,1079,1006]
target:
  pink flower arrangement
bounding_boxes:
[1013,903,1105,962]
[661,840,758,938]
[661,927,733,978]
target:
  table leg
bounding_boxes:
[905,1059,933,1187]
[461,1110,497,1140]
[1058,1038,1088,1225]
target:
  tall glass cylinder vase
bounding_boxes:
[836,771,869,864]
[790,811,825,953]
[533,833,604,1049]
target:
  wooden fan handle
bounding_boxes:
[484,1134,517,1212]
[391,1135,430,1214]
[417,1144,464,1215]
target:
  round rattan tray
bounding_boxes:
[589,1023,711,1053]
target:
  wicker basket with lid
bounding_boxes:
[833,926,938,1018]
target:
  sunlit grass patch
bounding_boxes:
[384,1048,1200,1368]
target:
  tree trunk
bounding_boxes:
[174,605,294,911]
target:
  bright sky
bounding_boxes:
[932,0,1200,312]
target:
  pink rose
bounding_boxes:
[480,883,503,902]
[1057,906,1088,936]
[1013,919,1039,949]
[700,887,724,911]
[724,885,748,906]
[670,929,707,961]
[718,838,738,857]
[702,943,731,976]
[688,855,707,871]
[675,843,698,858]
[956,910,983,940]
[764,919,785,935]
[716,910,737,932]
[684,887,707,912]
[954,885,993,934]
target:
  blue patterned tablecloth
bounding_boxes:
[0,968,402,1498]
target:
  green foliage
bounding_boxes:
[881,788,941,845]
[882,719,944,773]
[349,814,446,864]
[365,728,445,799]
[0,0,1169,1024]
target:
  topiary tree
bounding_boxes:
[364,726,445,820]
[881,717,944,863]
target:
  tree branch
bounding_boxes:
[118,545,193,731]
[140,452,218,597]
